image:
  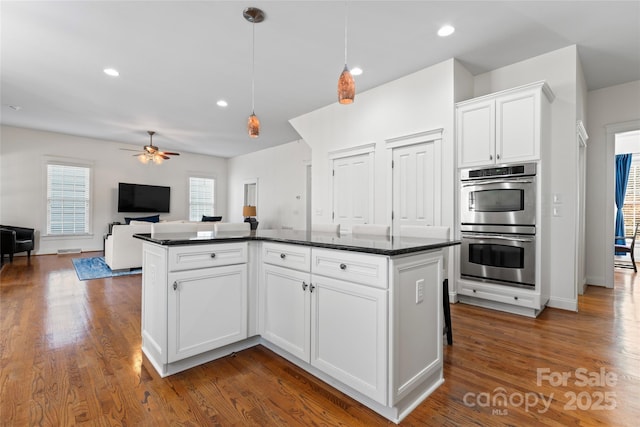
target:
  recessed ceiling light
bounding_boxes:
[103,68,120,77]
[216,100,228,107]
[351,67,363,76]
[437,25,455,37]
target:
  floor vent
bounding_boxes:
[57,248,82,254]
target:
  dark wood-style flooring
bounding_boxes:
[1,252,639,426]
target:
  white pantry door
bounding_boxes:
[392,142,439,232]
[332,153,373,231]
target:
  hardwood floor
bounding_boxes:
[1,253,639,426]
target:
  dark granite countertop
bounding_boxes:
[133,228,460,256]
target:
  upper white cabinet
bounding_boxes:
[456,81,554,168]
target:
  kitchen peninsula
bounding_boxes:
[134,229,459,423]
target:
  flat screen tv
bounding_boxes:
[117,182,170,213]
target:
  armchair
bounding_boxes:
[0,225,35,263]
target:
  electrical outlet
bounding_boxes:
[416,279,424,304]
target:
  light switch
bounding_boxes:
[553,193,562,204]
[553,206,561,217]
[416,279,424,304]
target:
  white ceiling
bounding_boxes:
[2,1,639,158]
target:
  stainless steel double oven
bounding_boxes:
[460,163,537,288]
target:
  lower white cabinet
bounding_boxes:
[261,264,310,361]
[141,242,249,376]
[310,274,388,404]
[168,264,247,363]
[261,262,388,404]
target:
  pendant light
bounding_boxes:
[243,7,265,138]
[338,1,355,104]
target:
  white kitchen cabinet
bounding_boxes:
[262,245,388,404]
[310,274,388,405]
[141,234,450,423]
[457,81,554,168]
[261,263,310,361]
[457,278,544,318]
[141,242,250,376]
[168,264,247,363]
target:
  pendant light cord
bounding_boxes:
[251,21,256,114]
[343,1,348,66]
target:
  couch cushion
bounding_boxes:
[124,214,160,224]
[202,215,223,222]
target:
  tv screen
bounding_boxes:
[118,183,170,213]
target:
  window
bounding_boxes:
[189,177,215,221]
[47,163,91,235]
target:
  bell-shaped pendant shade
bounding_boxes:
[338,65,355,104]
[248,113,260,138]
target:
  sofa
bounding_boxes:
[104,220,219,270]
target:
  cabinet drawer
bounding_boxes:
[312,248,388,289]
[459,282,537,308]
[263,242,311,272]
[168,242,247,272]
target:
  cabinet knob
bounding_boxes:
[280,253,286,259]
[496,154,501,160]
[173,281,178,291]
[489,154,493,161]
[472,289,476,293]
[210,253,216,258]
[514,296,519,301]
[302,281,308,291]
[339,263,347,270]
[309,283,316,293]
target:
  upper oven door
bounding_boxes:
[460,177,536,225]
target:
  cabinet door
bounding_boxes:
[456,99,495,167]
[496,89,540,163]
[310,275,388,405]
[167,264,247,363]
[261,264,311,362]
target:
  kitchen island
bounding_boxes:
[134,229,459,423]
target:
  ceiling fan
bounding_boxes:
[124,131,180,164]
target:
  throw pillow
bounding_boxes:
[202,215,222,222]
[124,214,160,224]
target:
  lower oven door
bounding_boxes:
[461,232,536,287]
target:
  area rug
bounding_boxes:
[72,256,141,281]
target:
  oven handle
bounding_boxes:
[461,178,534,187]
[462,234,534,243]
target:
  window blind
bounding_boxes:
[189,177,215,221]
[47,164,90,235]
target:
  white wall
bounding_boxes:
[474,45,580,310]
[290,58,457,235]
[227,140,311,230]
[0,125,228,254]
[585,80,640,286]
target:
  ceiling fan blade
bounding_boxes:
[159,151,180,156]
[120,148,141,152]
[160,155,171,160]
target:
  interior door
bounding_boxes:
[392,142,438,232]
[332,153,373,231]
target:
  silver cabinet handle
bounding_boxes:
[497,154,501,160]
[339,263,347,270]
[309,283,316,293]
[302,281,308,291]
[489,154,493,160]
[280,253,286,259]
[173,281,178,291]
[210,253,216,258]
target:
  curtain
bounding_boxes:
[615,153,633,254]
